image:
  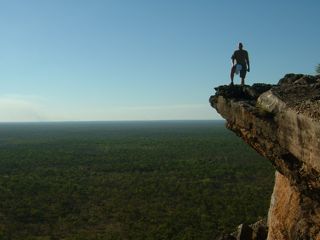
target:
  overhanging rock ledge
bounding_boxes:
[210,74,320,240]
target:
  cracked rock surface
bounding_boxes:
[210,74,320,240]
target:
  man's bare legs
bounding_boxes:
[241,78,245,86]
[230,66,235,85]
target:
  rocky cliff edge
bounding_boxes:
[210,74,320,240]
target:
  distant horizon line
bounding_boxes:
[0,119,224,124]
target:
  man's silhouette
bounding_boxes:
[230,43,250,86]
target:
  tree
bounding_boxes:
[316,64,320,74]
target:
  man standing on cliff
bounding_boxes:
[230,42,250,86]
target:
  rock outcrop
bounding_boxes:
[210,74,320,240]
[217,220,268,240]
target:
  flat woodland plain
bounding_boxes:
[0,121,274,239]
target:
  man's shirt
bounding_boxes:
[232,50,249,66]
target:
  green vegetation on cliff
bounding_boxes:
[0,121,274,239]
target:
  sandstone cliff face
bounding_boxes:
[210,74,320,240]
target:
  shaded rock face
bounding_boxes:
[210,74,320,240]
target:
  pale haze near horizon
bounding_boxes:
[0,0,319,122]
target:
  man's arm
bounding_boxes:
[246,52,250,72]
[231,53,235,66]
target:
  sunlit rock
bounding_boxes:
[210,74,320,240]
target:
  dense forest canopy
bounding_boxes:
[0,121,274,239]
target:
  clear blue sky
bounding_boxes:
[0,0,319,121]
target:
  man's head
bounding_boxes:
[239,42,243,50]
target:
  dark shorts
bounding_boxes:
[239,64,247,78]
